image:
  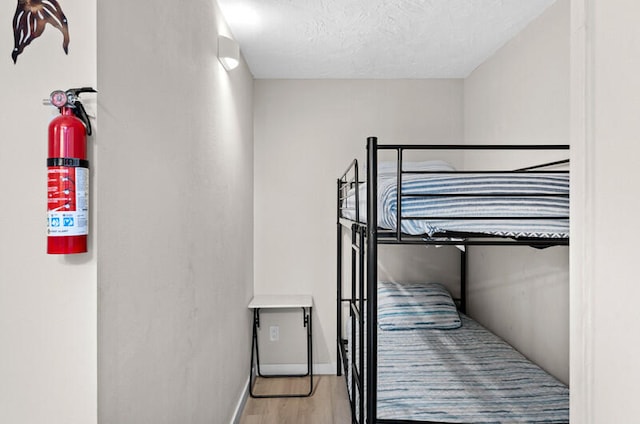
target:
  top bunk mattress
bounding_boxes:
[341,173,569,239]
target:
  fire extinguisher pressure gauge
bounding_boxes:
[50,90,68,108]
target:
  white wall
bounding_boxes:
[463,0,570,384]
[571,0,640,421]
[97,1,254,423]
[254,80,463,371]
[0,1,97,423]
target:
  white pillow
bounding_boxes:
[378,281,461,331]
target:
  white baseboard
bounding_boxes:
[230,376,250,424]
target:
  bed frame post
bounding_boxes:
[337,178,343,377]
[366,136,378,423]
[461,249,467,314]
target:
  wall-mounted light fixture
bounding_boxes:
[218,35,239,71]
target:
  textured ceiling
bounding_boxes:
[218,0,556,79]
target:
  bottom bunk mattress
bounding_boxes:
[374,314,569,423]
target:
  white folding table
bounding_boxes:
[248,295,313,398]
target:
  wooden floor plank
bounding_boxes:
[240,375,352,424]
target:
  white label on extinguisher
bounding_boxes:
[47,166,89,236]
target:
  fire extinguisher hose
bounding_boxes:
[73,100,92,136]
[66,87,96,136]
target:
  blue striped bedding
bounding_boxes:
[342,173,569,238]
[347,315,569,423]
[377,315,569,423]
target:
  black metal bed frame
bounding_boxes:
[335,136,569,424]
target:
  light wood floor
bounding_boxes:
[240,375,352,424]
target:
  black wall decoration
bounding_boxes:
[12,0,69,64]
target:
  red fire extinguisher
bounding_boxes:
[46,87,96,254]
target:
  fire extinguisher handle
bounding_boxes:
[68,87,97,96]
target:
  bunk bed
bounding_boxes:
[336,137,569,424]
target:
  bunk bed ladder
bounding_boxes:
[351,225,359,422]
